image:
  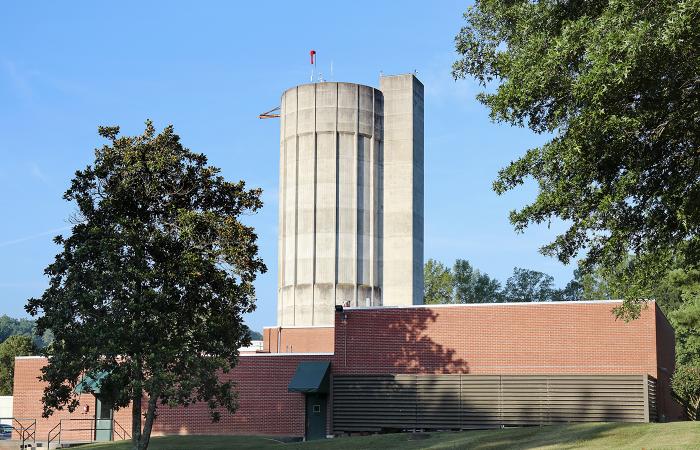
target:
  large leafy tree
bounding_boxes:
[26,122,266,450]
[424,259,454,304]
[453,0,700,317]
[453,259,502,303]
[0,335,35,395]
[502,267,554,302]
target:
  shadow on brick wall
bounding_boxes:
[385,308,469,374]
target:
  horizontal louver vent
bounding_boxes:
[333,374,653,432]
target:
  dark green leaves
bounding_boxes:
[26,121,266,445]
[453,0,700,314]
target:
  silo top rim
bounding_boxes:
[281,81,381,99]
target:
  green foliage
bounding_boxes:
[0,315,53,348]
[248,330,263,341]
[552,269,584,301]
[671,364,700,421]
[0,335,35,395]
[453,259,502,303]
[670,284,700,368]
[453,0,700,316]
[576,258,693,318]
[502,267,554,302]
[26,121,266,450]
[424,258,583,304]
[424,259,454,304]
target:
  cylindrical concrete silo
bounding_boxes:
[278,82,383,326]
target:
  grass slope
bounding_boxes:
[80,422,700,449]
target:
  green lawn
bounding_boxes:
[80,422,700,449]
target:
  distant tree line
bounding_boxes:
[424,258,584,304]
[0,316,52,395]
[249,330,263,341]
[0,315,53,348]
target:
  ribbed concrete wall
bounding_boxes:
[278,82,384,326]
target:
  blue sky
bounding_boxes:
[0,1,574,332]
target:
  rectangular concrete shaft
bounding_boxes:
[380,74,424,305]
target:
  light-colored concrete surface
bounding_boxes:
[278,82,383,326]
[380,74,424,306]
[276,75,424,325]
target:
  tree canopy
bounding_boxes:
[424,259,454,304]
[453,0,700,317]
[26,121,266,450]
[423,258,581,304]
[502,267,554,303]
[454,259,502,303]
[0,315,53,348]
[0,335,35,395]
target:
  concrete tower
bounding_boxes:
[380,74,424,307]
[277,74,423,326]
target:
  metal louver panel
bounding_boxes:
[333,374,654,432]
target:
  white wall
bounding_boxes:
[0,396,12,424]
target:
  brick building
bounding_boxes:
[12,300,682,442]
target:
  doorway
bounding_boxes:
[305,394,327,440]
[94,397,113,441]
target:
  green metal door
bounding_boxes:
[305,394,327,440]
[94,398,113,441]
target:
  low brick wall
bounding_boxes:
[11,300,683,439]
[13,354,333,439]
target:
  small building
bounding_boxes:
[12,300,683,442]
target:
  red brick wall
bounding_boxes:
[153,354,332,436]
[262,327,334,353]
[13,354,333,439]
[11,356,131,442]
[332,301,659,377]
[12,300,681,439]
[331,300,682,420]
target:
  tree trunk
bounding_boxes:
[131,360,143,450]
[131,390,142,450]
[136,395,158,450]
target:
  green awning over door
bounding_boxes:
[75,371,109,394]
[288,361,331,394]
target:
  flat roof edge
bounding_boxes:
[240,352,334,357]
[343,299,632,311]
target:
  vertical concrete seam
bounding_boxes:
[333,83,339,307]
[369,88,375,307]
[293,86,299,326]
[353,84,359,307]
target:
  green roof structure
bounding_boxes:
[287,361,331,394]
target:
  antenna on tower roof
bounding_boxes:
[310,50,316,82]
